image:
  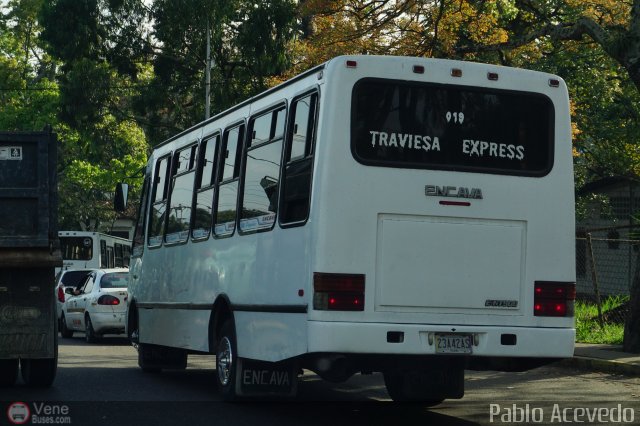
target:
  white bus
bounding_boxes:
[117,55,576,402]
[58,231,132,272]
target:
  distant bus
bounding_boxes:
[58,231,131,272]
[117,55,576,402]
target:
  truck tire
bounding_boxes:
[21,336,58,388]
[216,319,238,401]
[21,358,57,387]
[0,359,19,386]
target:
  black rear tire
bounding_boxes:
[21,334,58,388]
[21,358,58,387]
[0,359,19,387]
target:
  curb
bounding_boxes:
[559,357,640,376]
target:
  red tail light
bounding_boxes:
[534,281,575,317]
[313,273,365,311]
[57,286,65,303]
[98,295,120,306]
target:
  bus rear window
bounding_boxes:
[351,79,554,176]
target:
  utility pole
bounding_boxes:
[205,21,212,120]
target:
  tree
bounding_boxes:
[58,115,147,230]
[0,0,59,130]
[36,0,150,229]
[142,0,297,143]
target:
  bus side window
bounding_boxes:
[114,243,124,267]
[280,92,317,225]
[192,134,220,240]
[240,106,285,233]
[148,156,172,247]
[132,177,150,256]
[123,244,131,267]
[214,124,244,237]
[100,240,108,268]
[166,144,197,244]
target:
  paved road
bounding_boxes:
[1,336,639,426]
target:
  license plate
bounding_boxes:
[435,334,473,354]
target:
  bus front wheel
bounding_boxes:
[216,319,238,401]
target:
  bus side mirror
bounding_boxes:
[114,183,129,212]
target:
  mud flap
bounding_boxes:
[235,358,298,398]
[407,367,464,399]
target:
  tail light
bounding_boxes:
[534,281,576,317]
[98,295,120,306]
[313,273,365,311]
[57,286,65,303]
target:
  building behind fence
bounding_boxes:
[576,228,638,298]
[575,176,637,325]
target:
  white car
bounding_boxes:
[60,268,129,343]
[55,268,97,330]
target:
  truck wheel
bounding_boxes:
[21,336,58,388]
[85,314,98,343]
[21,358,57,387]
[0,359,19,386]
[216,319,238,401]
[383,371,445,405]
[60,313,73,338]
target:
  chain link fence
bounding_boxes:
[576,226,634,325]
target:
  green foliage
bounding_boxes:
[575,296,629,344]
[58,115,147,230]
[143,0,297,142]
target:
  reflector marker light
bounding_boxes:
[487,72,499,81]
[451,68,463,77]
[549,79,560,87]
[413,65,425,74]
[346,60,358,68]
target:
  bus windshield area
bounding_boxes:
[351,78,554,176]
[59,237,93,261]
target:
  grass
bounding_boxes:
[575,295,628,345]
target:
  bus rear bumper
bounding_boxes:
[307,321,575,359]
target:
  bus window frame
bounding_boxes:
[238,101,287,236]
[213,121,245,239]
[279,88,319,229]
[148,154,173,248]
[131,176,150,257]
[165,142,199,247]
[191,131,221,243]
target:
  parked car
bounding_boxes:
[55,268,97,331]
[60,268,129,342]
